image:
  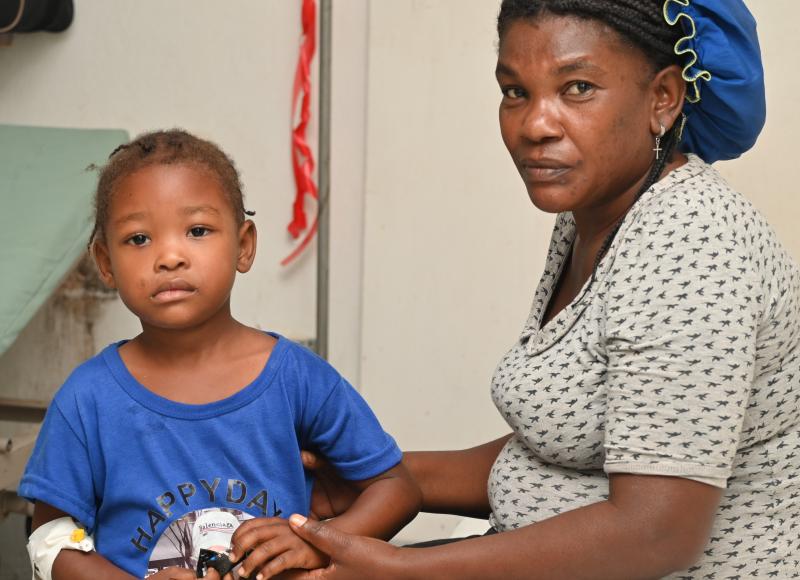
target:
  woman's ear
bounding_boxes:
[91,239,117,289]
[236,219,257,274]
[650,64,687,134]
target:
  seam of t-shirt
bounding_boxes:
[102,334,287,420]
[19,474,97,530]
[333,441,403,481]
[603,461,729,489]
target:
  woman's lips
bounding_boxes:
[520,160,572,183]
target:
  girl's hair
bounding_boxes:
[89,129,248,245]
[497,0,684,72]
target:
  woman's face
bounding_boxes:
[497,16,661,217]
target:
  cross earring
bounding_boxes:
[654,123,666,160]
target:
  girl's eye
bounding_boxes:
[189,226,210,238]
[501,87,526,100]
[127,234,149,246]
[565,81,595,96]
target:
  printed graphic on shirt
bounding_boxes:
[131,477,280,556]
[145,508,252,576]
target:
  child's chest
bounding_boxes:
[90,396,309,577]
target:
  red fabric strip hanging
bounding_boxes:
[282,0,318,266]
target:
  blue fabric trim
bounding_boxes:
[663,0,766,163]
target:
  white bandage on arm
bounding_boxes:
[27,516,95,580]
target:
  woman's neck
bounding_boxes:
[572,152,688,253]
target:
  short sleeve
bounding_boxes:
[18,395,98,529]
[602,212,759,488]
[301,377,402,481]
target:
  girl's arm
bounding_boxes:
[326,461,422,540]
[289,472,723,580]
[31,502,136,580]
[32,502,193,580]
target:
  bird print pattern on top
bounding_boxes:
[488,155,800,578]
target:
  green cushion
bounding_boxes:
[0,124,128,355]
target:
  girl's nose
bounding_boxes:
[154,242,188,271]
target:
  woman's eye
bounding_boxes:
[127,234,149,246]
[189,226,210,238]
[502,87,525,100]
[565,81,595,96]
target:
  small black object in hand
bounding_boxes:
[196,548,238,578]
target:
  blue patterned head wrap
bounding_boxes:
[664,0,766,163]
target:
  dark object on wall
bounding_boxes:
[0,0,73,34]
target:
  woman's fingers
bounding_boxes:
[300,450,320,470]
[288,515,351,558]
[288,515,406,580]
[301,451,361,519]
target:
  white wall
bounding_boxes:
[0,0,797,552]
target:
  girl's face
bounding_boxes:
[496,16,670,219]
[94,163,255,332]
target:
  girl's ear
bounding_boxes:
[92,239,117,289]
[236,220,257,274]
[650,64,687,135]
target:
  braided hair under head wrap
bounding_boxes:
[498,0,685,72]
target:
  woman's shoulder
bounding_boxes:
[629,155,782,254]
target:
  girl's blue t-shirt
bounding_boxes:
[19,335,402,578]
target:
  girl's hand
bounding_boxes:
[284,515,404,580]
[301,451,361,520]
[229,517,328,579]
[146,567,198,580]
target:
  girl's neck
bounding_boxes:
[132,303,246,363]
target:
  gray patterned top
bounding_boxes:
[488,155,800,578]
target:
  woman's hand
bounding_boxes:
[228,517,329,579]
[301,451,361,520]
[284,515,404,580]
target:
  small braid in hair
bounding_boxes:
[88,129,252,248]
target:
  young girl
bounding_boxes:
[20,129,421,580]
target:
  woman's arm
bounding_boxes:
[403,434,512,518]
[303,434,512,521]
[290,472,722,580]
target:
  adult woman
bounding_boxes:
[228,1,798,578]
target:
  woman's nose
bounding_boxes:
[520,98,563,143]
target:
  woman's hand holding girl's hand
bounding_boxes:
[228,517,329,579]
[284,515,404,580]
